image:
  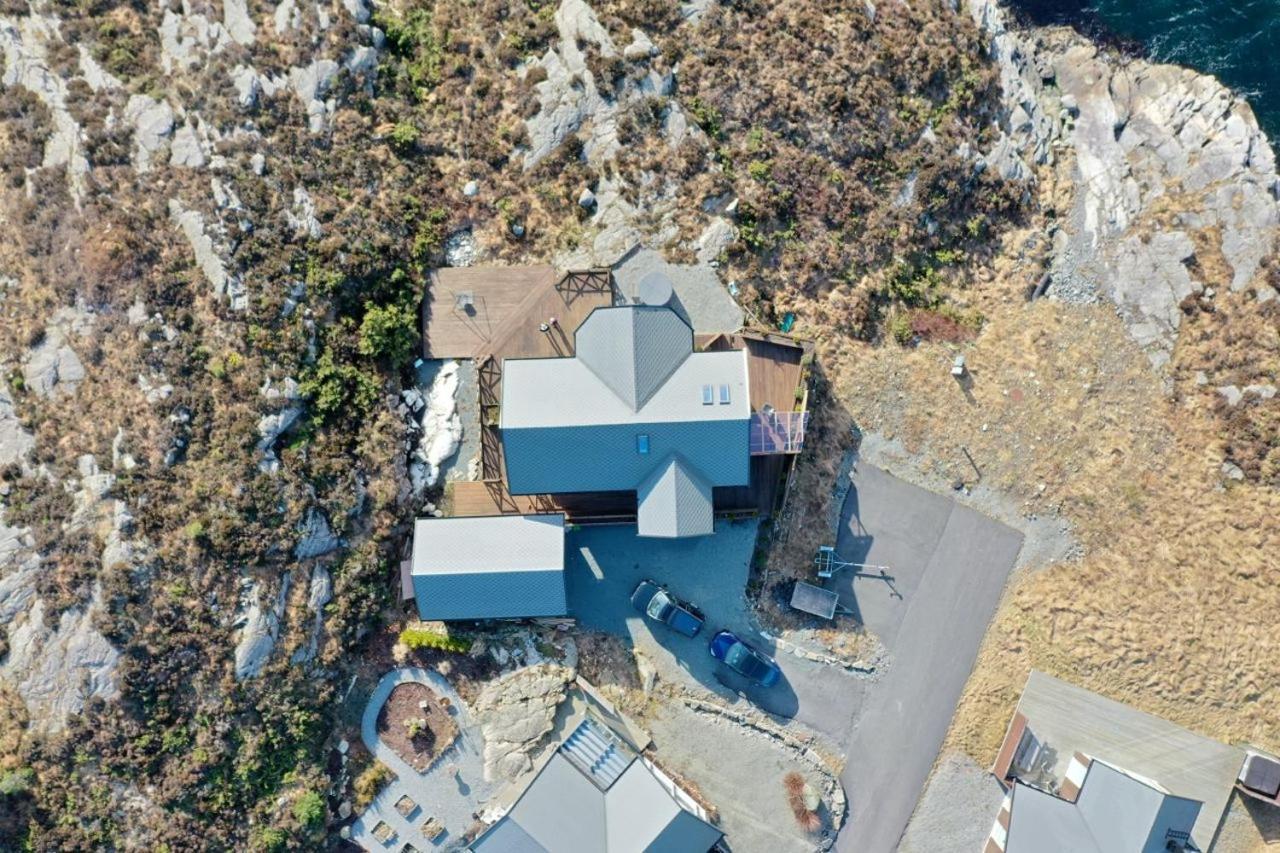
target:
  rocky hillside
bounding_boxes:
[0,0,1029,846]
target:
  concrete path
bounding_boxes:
[832,464,1023,853]
[350,667,496,852]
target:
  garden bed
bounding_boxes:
[376,682,460,772]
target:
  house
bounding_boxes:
[500,304,750,538]
[408,514,567,621]
[986,671,1246,853]
[986,756,1202,853]
[470,715,724,853]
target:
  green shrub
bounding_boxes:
[358,302,418,364]
[389,121,420,153]
[889,314,913,345]
[293,790,326,830]
[0,767,34,796]
[353,763,394,810]
[254,827,287,853]
[400,626,472,654]
[747,160,771,182]
[686,96,723,140]
[299,349,381,423]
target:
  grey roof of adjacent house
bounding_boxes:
[1005,760,1202,852]
[470,717,723,853]
[1011,671,1244,851]
[409,514,567,620]
[637,456,714,538]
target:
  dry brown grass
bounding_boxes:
[799,253,1280,772]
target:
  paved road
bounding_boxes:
[832,464,1023,853]
[565,520,864,740]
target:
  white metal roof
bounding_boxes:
[411,514,565,576]
[502,349,748,429]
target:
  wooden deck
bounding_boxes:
[698,330,808,413]
[422,267,614,360]
[448,481,637,522]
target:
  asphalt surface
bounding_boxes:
[563,462,1022,853]
[831,463,1023,853]
[564,520,864,740]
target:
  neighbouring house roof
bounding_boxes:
[1005,760,1201,852]
[636,456,713,538]
[499,306,750,530]
[471,717,723,853]
[410,514,566,620]
[999,671,1244,851]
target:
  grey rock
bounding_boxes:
[169,199,247,310]
[1221,461,1245,481]
[695,218,736,265]
[289,59,340,133]
[231,65,262,109]
[250,152,266,175]
[124,95,174,173]
[169,121,208,168]
[24,329,85,399]
[1243,383,1277,400]
[286,186,322,239]
[969,0,1279,369]
[0,12,90,200]
[462,180,479,197]
[0,388,34,466]
[341,0,370,23]
[233,577,288,680]
[444,229,477,267]
[223,0,256,45]
[1218,385,1243,407]
[577,187,596,208]
[295,508,340,559]
[257,405,302,473]
[623,28,656,61]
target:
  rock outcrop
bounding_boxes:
[969,0,1280,369]
[472,664,573,781]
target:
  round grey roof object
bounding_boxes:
[636,271,674,306]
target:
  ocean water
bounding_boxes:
[1006,0,1280,141]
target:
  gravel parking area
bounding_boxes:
[898,752,1006,853]
[646,699,840,853]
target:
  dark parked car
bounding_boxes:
[630,580,705,637]
[709,630,781,687]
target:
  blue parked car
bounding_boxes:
[709,630,781,687]
[631,580,705,637]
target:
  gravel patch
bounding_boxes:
[898,751,1005,853]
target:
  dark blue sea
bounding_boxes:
[1006,0,1280,141]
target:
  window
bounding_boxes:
[718,384,731,404]
[636,434,650,454]
[701,384,714,405]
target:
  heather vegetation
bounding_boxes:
[0,0,1025,847]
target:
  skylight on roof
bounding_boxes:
[718,384,731,404]
[636,434,650,454]
[701,384,714,405]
